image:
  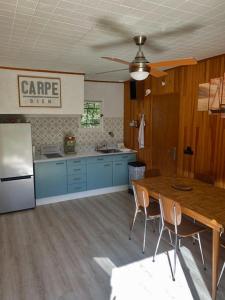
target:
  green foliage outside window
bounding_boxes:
[80,101,102,128]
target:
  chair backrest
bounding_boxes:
[195,173,215,184]
[132,181,150,209]
[159,195,182,227]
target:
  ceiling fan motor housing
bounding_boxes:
[129,47,150,74]
[133,35,147,46]
[129,62,150,74]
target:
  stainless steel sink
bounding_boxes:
[97,149,122,154]
[45,153,63,158]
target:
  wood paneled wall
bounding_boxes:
[124,54,225,188]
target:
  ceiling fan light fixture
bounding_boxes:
[130,71,149,81]
[129,62,150,81]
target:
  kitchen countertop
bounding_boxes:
[33,149,137,163]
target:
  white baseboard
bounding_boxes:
[36,185,128,206]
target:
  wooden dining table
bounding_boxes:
[135,176,225,300]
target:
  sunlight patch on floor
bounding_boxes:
[93,257,117,276]
[179,246,211,299]
[110,250,194,300]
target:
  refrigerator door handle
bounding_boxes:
[0,175,33,182]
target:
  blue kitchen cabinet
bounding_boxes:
[113,161,128,185]
[35,160,67,198]
[113,154,136,186]
[34,152,136,198]
[67,158,87,193]
[87,161,113,190]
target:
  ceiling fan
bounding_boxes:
[93,19,200,81]
[101,35,197,81]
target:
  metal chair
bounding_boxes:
[217,242,225,288]
[153,194,206,280]
[129,181,161,253]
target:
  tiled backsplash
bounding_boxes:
[26,116,124,153]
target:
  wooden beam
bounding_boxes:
[0,66,85,75]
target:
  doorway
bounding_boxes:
[152,93,180,176]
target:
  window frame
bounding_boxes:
[79,100,103,131]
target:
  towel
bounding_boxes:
[138,114,145,149]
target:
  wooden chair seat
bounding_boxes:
[164,218,206,238]
[139,201,160,218]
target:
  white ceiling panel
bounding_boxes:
[17,0,37,9]
[0,0,224,81]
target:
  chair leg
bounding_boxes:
[152,218,156,233]
[153,225,164,262]
[168,229,173,245]
[172,234,178,281]
[192,220,196,245]
[166,233,178,281]
[142,216,147,253]
[158,217,162,233]
[217,262,225,288]
[197,233,206,269]
[129,209,138,240]
[178,238,181,252]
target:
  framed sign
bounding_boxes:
[18,75,61,107]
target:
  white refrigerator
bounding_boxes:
[0,123,35,213]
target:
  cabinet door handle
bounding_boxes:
[122,156,128,159]
[97,158,104,161]
[56,162,64,165]
[104,164,111,167]
[73,168,81,172]
[73,160,81,164]
[73,177,81,181]
[115,163,122,166]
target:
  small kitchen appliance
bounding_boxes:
[41,144,63,158]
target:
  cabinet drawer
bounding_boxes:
[68,174,86,184]
[86,155,113,164]
[67,158,86,167]
[113,153,136,162]
[68,183,86,193]
[67,164,86,176]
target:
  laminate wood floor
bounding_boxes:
[0,191,224,300]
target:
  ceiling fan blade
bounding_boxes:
[150,58,197,68]
[101,57,130,65]
[91,38,131,50]
[145,40,167,53]
[150,68,168,78]
[92,68,128,75]
[150,23,202,39]
[96,18,131,38]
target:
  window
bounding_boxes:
[80,100,103,129]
